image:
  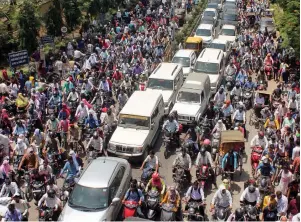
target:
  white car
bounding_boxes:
[218,24,236,43]
[202,8,218,24]
[210,38,231,62]
[172,49,197,78]
[195,23,215,47]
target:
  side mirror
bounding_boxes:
[111,197,120,205]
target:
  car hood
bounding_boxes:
[146,89,173,103]
[60,204,107,222]
[183,67,192,75]
[199,36,213,42]
[172,102,200,117]
[110,127,149,146]
[219,35,236,42]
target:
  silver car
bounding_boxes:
[58,157,132,221]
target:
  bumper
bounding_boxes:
[107,149,144,157]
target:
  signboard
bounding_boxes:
[41,35,54,45]
[61,26,67,33]
[8,50,29,68]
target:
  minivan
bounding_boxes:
[108,91,164,162]
[146,63,184,114]
[193,48,225,93]
[171,73,211,125]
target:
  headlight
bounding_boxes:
[109,143,116,151]
[190,117,195,121]
[133,146,143,154]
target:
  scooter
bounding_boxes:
[123,200,139,219]
[213,206,230,221]
[141,164,156,185]
[146,189,160,220]
[163,130,177,159]
[196,164,210,190]
[160,203,176,221]
[250,146,263,176]
[264,65,273,80]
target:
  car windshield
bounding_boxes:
[177,91,200,103]
[223,14,237,21]
[68,185,109,210]
[210,43,226,51]
[147,78,173,90]
[172,57,190,67]
[221,29,235,36]
[119,114,150,129]
[208,3,218,8]
[196,28,211,36]
[194,62,219,74]
[204,11,215,17]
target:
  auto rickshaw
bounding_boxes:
[215,130,244,178]
[184,37,203,55]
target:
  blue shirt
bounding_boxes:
[13,125,28,136]
[244,81,256,89]
[85,117,99,128]
[256,163,275,176]
[124,189,144,202]
[222,152,238,169]
[60,162,78,179]
[5,209,22,221]
[58,110,68,120]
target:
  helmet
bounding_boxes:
[200,146,206,155]
[152,172,159,181]
[260,177,268,188]
[248,184,256,193]
[203,139,211,145]
[47,189,56,198]
[246,205,257,220]
[235,208,245,221]
[259,131,264,137]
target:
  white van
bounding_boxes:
[193,48,225,93]
[146,63,184,114]
[171,73,211,125]
[108,91,164,161]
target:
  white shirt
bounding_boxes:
[143,155,159,166]
[75,105,89,119]
[38,193,61,209]
[54,60,63,71]
[214,92,226,104]
[292,213,300,222]
[276,194,288,214]
[11,199,28,214]
[255,96,265,105]
[67,92,79,101]
[173,153,192,170]
[240,187,260,203]
[185,186,204,201]
[232,110,246,121]
[288,100,298,109]
[87,137,103,152]
[292,146,300,160]
[14,142,27,155]
[74,50,85,59]
[195,151,213,166]
[0,182,19,197]
[250,135,268,149]
[211,189,232,208]
[39,165,53,175]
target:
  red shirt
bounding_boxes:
[288,199,300,216]
[60,119,70,132]
[2,70,8,81]
[112,71,122,80]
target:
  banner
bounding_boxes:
[8,50,29,67]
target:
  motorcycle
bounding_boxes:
[123,200,139,219]
[39,207,54,221]
[160,203,176,221]
[264,65,272,80]
[163,131,176,159]
[141,163,156,185]
[23,170,34,202]
[250,146,263,176]
[225,72,236,91]
[211,133,220,161]
[173,165,188,191]
[86,146,98,164]
[32,180,46,203]
[242,88,253,110]
[184,140,199,159]
[213,206,230,221]
[199,118,212,141]
[196,165,210,190]
[146,189,160,220]
[231,95,241,110]
[257,175,272,201]
[244,204,258,221]
[183,201,206,221]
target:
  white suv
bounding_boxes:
[219,24,236,43]
[172,49,196,78]
[195,24,215,47]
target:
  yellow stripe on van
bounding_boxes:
[120,114,148,120]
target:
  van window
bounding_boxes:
[109,166,125,200]
[159,99,164,108]
[201,91,205,103]
[151,107,159,120]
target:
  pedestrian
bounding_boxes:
[4,203,22,221]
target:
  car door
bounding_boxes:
[109,166,126,220]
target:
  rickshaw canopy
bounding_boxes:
[186,37,202,44]
[220,130,244,144]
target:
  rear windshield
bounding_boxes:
[210,43,226,51]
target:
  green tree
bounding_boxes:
[17,0,40,53]
[63,0,81,31]
[44,0,63,36]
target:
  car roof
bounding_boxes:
[212,38,228,44]
[197,48,223,62]
[197,23,213,30]
[261,17,274,22]
[180,73,209,92]
[221,24,236,29]
[149,62,182,80]
[173,49,194,58]
[121,91,162,117]
[78,157,129,188]
[204,8,217,12]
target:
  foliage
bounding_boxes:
[272,0,300,55]
[44,0,63,36]
[16,0,40,54]
[62,0,81,31]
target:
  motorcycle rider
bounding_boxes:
[13,120,28,138]
[38,189,61,221]
[118,90,129,111]
[44,131,60,154]
[264,115,280,130]
[102,108,118,129]
[195,147,217,188]
[222,100,233,127]
[264,53,274,66]
[230,83,243,101]
[184,180,205,216]
[85,111,99,129]
[86,132,105,156]
[256,157,275,183]
[122,180,145,218]
[225,61,237,77]
[251,131,268,150]
[0,178,20,197]
[18,148,39,171]
[210,184,232,216]
[98,76,110,93]
[45,115,59,137]
[11,193,29,220]
[240,184,261,207]
[140,150,159,173]
[272,83,282,99]
[59,156,80,181]
[212,120,226,134]
[67,87,79,104]
[243,76,256,90]
[226,207,246,221]
[172,148,192,183]
[75,101,89,121]
[160,185,181,214]
[214,87,226,108]
[221,149,239,179]
[163,114,179,144]
[183,121,200,153]
[68,123,85,153]
[232,105,246,138]
[145,172,166,198]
